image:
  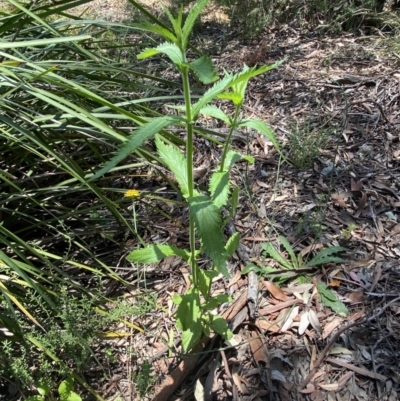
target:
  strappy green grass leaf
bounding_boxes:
[90,116,181,181]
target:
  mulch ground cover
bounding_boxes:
[99,20,400,401]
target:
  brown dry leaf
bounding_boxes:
[310,390,324,401]
[332,193,348,207]
[263,280,289,301]
[322,318,341,340]
[231,371,243,394]
[348,291,364,304]
[300,243,323,257]
[350,306,365,321]
[227,269,242,288]
[318,371,354,391]
[249,330,268,365]
[255,318,281,333]
[351,178,363,191]
[391,223,400,235]
[328,278,341,287]
[326,358,387,381]
[299,385,316,394]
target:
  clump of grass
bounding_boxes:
[288,121,332,169]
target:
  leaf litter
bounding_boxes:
[63,4,400,401]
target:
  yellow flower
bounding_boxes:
[124,189,140,198]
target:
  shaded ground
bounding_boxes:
[101,17,400,401]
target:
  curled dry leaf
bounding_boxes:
[298,311,310,336]
[318,371,354,391]
[249,330,268,365]
[263,280,289,301]
[308,309,322,333]
[280,306,299,332]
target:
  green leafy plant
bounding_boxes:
[132,360,157,398]
[86,0,284,352]
[26,377,82,401]
[317,282,349,316]
[243,236,345,281]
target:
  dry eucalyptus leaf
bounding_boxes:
[263,280,289,301]
[308,309,322,333]
[298,311,310,335]
[280,306,299,332]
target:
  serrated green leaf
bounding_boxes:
[190,55,218,84]
[192,74,234,119]
[317,282,349,317]
[238,119,281,156]
[203,294,231,311]
[182,322,203,352]
[155,135,189,197]
[138,42,183,66]
[197,268,218,300]
[261,242,293,269]
[278,236,298,269]
[224,150,254,171]
[162,5,182,38]
[306,246,345,267]
[174,289,201,331]
[210,316,233,339]
[89,116,180,181]
[182,0,210,48]
[229,61,284,88]
[127,244,189,263]
[209,171,230,209]
[225,232,240,257]
[137,47,161,60]
[217,92,242,105]
[133,22,177,43]
[198,105,231,124]
[188,195,230,277]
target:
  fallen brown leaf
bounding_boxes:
[322,318,341,340]
[326,358,387,381]
[263,280,289,301]
[348,291,364,304]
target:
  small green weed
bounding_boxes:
[25,377,82,401]
[132,360,157,398]
[243,235,345,280]
[244,236,349,315]
[288,121,331,169]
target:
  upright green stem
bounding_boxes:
[220,106,241,172]
[182,64,197,286]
